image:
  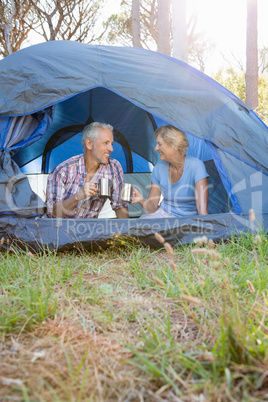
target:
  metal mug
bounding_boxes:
[96,178,112,198]
[120,183,133,203]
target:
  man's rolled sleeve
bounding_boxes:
[46,170,67,217]
[110,160,128,211]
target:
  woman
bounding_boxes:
[132,125,209,218]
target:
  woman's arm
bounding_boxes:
[195,177,209,215]
[132,182,162,213]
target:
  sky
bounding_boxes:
[102,0,268,75]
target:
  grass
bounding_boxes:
[0,229,268,401]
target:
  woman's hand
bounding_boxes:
[131,183,161,214]
[131,188,144,204]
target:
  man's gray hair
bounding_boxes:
[82,122,114,152]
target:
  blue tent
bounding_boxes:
[0,40,267,251]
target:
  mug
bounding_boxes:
[120,183,133,203]
[96,178,112,198]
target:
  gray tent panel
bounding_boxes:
[0,213,263,253]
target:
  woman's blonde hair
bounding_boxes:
[155,125,189,156]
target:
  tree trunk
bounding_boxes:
[172,0,188,62]
[245,0,258,109]
[132,0,141,47]
[157,0,171,55]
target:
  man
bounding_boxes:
[46,122,129,219]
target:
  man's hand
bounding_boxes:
[83,182,98,198]
[76,173,98,201]
[53,173,99,218]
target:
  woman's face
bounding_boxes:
[155,135,178,162]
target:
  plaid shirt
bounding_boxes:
[46,154,127,218]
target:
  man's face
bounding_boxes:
[89,128,114,165]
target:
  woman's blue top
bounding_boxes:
[151,155,208,217]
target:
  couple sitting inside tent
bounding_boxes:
[46,122,209,219]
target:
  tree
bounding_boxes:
[188,37,215,72]
[245,0,258,109]
[157,0,171,55]
[131,0,141,47]
[105,0,214,70]
[30,0,106,43]
[141,0,157,45]
[172,0,187,62]
[0,0,107,58]
[105,0,158,49]
[0,0,37,58]
[259,46,268,75]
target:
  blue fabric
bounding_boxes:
[151,156,208,217]
[0,118,13,148]
[0,108,53,153]
[13,88,158,169]
[205,141,241,214]
[1,41,267,174]
[1,40,268,217]
[12,108,54,152]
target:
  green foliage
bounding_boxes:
[213,68,246,102]
[213,68,268,125]
[256,74,268,125]
[104,0,158,48]
[105,12,132,46]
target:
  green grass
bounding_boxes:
[0,231,268,401]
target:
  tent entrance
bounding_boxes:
[13,87,234,216]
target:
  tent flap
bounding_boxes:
[0,149,46,217]
[0,107,54,153]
